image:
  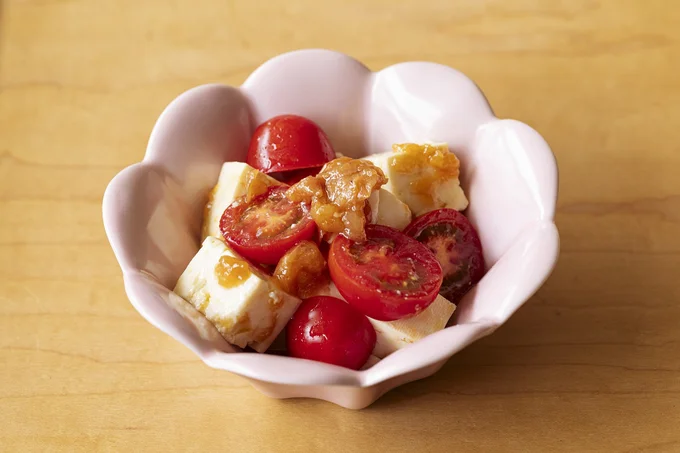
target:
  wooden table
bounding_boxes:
[2,1,679,451]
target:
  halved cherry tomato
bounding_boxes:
[287,296,376,370]
[220,186,317,265]
[404,209,485,304]
[328,225,443,321]
[247,115,336,174]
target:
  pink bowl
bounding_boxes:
[102,49,559,409]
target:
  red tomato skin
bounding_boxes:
[328,225,443,321]
[247,115,336,174]
[286,296,376,370]
[404,209,485,304]
[220,186,317,265]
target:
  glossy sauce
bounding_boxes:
[286,157,387,241]
[243,169,277,203]
[390,143,460,203]
[273,240,329,298]
[214,255,251,288]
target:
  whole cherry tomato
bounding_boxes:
[287,296,376,370]
[247,115,335,174]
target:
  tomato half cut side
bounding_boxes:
[404,209,485,304]
[220,185,317,265]
[328,225,443,321]
[247,115,336,174]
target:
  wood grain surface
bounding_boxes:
[1,1,679,451]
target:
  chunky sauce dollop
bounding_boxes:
[286,157,387,241]
[273,240,329,298]
[214,255,251,288]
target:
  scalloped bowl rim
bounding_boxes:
[103,49,559,394]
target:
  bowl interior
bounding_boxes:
[103,51,558,386]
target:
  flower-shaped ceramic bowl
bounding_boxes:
[103,49,559,409]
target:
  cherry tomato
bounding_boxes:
[328,225,443,321]
[271,166,323,185]
[247,115,336,174]
[220,186,317,265]
[404,209,485,304]
[287,296,376,370]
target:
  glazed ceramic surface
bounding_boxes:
[103,49,559,409]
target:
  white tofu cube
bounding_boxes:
[367,188,413,231]
[363,144,468,216]
[174,237,301,352]
[369,294,456,358]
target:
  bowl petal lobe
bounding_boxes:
[102,49,559,408]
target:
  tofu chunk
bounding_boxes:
[366,188,412,231]
[174,237,300,352]
[363,143,468,216]
[369,294,456,358]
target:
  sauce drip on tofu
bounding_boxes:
[273,240,329,298]
[214,312,251,336]
[243,169,278,203]
[286,157,387,241]
[250,293,286,343]
[252,315,277,343]
[389,143,461,203]
[214,255,251,288]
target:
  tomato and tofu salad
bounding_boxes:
[173,114,485,370]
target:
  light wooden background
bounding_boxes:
[1,1,679,451]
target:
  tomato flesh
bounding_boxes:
[286,296,376,370]
[328,225,443,321]
[247,115,335,174]
[404,209,485,303]
[220,186,317,265]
